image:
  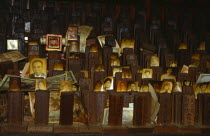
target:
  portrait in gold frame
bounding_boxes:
[142,68,153,79]
[150,55,160,67]
[116,80,128,92]
[160,81,173,93]
[46,34,62,51]
[103,76,113,90]
[29,58,47,79]
[35,79,47,91]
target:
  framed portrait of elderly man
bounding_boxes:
[29,58,47,78]
[46,34,62,51]
[7,39,19,50]
[35,79,47,91]
[142,68,153,79]
[150,55,160,67]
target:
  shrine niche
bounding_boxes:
[1,0,210,135]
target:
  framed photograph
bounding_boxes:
[7,39,19,50]
[110,54,120,66]
[142,68,153,79]
[46,34,62,51]
[93,81,105,92]
[181,65,189,73]
[116,80,128,92]
[66,26,78,41]
[160,81,173,93]
[29,58,47,79]
[150,55,160,67]
[103,76,113,90]
[127,81,138,91]
[25,22,30,33]
[35,79,47,91]
[120,38,135,53]
[173,82,182,92]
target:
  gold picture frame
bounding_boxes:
[7,39,19,50]
[46,34,62,51]
[29,58,47,79]
[35,79,47,91]
[142,68,153,79]
[116,80,128,92]
[66,26,78,41]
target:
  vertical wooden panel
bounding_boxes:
[157,93,172,124]
[133,92,151,126]
[60,92,74,125]
[7,91,23,125]
[172,92,182,125]
[203,94,210,126]
[108,94,124,126]
[182,94,195,126]
[195,93,204,126]
[35,90,49,124]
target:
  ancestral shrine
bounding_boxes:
[1,0,210,135]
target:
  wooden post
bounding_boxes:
[7,91,24,125]
[133,92,151,126]
[35,90,49,124]
[60,92,74,125]
[108,94,124,126]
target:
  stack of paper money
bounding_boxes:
[0,51,26,63]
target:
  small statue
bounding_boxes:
[160,68,176,81]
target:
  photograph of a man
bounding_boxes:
[142,68,153,79]
[30,58,47,78]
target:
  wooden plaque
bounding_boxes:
[35,90,50,124]
[7,91,23,125]
[182,94,195,126]
[133,92,151,126]
[60,92,74,125]
[108,94,124,126]
[157,93,172,124]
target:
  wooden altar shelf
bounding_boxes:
[1,124,210,134]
